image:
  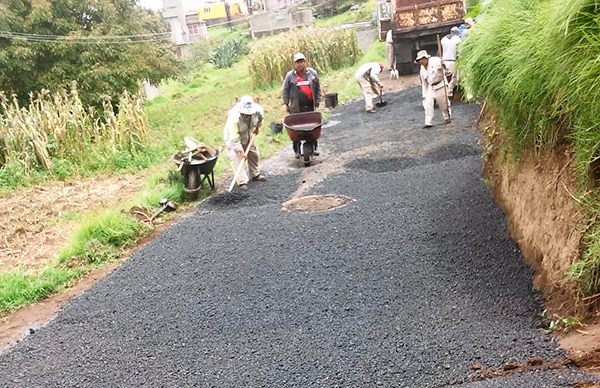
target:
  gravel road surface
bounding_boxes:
[1,87,597,387]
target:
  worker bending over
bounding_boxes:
[223,95,267,191]
[355,62,384,113]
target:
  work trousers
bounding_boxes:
[226,141,260,185]
[356,75,378,111]
[423,87,451,126]
[444,61,458,95]
[386,43,395,70]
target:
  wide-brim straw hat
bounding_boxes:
[415,50,431,62]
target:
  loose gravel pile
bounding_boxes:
[0,87,597,387]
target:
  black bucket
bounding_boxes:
[325,93,338,108]
[270,122,283,135]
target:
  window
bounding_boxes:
[188,24,199,35]
[204,7,211,13]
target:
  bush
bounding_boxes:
[248,27,362,88]
[209,39,249,69]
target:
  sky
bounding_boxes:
[138,0,204,11]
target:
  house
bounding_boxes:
[196,0,249,26]
[185,11,208,42]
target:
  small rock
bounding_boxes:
[527,357,544,366]
[443,364,451,369]
[471,364,484,370]
[502,363,519,372]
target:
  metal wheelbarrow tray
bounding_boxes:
[283,111,323,142]
[172,148,221,199]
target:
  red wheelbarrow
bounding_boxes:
[283,111,323,166]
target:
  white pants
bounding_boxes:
[386,43,395,70]
[423,87,451,126]
[356,75,377,111]
[445,61,458,95]
[226,141,260,185]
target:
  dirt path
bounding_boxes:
[1,87,598,386]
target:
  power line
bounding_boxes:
[0,31,170,39]
[0,31,171,44]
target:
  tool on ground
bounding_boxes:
[143,198,178,224]
[227,132,257,192]
[437,34,451,119]
[375,85,388,108]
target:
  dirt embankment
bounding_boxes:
[481,117,584,315]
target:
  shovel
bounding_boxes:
[375,86,388,108]
[143,198,178,224]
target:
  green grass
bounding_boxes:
[0,267,84,313]
[207,21,251,44]
[460,0,600,298]
[314,0,377,27]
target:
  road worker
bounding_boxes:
[416,50,451,128]
[441,26,462,96]
[385,29,395,71]
[355,62,384,113]
[282,52,322,157]
[460,17,475,41]
[223,95,266,191]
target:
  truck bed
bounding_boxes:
[393,0,465,31]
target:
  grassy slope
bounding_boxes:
[314,0,377,27]
[460,0,600,298]
[0,35,385,314]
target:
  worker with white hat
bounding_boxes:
[441,26,462,96]
[223,95,266,191]
[460,17,475,41]
[282,52,322,157]
[416,50,451,128]
[354,62,385,113]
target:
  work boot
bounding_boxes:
[366,109,376,113]
[445,119,452,124]
[252,174,267,181]
[423,124,433,129]
[239,183,249,191]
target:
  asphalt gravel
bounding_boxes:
[0,87,597,387]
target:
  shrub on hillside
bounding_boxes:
[209,39,250,69]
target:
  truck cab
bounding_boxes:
[379,0,466,74]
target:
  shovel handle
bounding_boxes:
[228,133,257,192]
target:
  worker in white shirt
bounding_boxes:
[416,50,451,128]
[441,27,462,96]
[385,29,395,71]
[460,17,475,41]
[354,62,384,113]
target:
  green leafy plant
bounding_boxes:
[209,39,249,69]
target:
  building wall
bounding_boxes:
[162,0,190,44]
[197,1,247,21]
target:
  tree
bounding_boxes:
[0,0,181,106]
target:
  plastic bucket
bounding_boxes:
[325,93,338,108]
[271,122,283,135]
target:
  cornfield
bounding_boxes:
[248,27,362,88]
[0,83,147,172]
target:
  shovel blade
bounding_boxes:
[375,101,388,108]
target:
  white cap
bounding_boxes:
[293,53,306,62]
[238,95,256,115]
[415,50,430,61]
[465,17,474,25]
[451,26,459,34]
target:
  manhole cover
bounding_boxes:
[282,194,355,213]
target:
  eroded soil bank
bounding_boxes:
[482,119,584,314]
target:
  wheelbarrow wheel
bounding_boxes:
[185,169,201,200]
[302,141,313,166]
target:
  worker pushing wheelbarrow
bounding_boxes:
[282,52,322,164]
[283,111,323,166]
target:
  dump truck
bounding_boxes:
[379,0,467,74]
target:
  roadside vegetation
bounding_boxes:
[460,0,600,300]
[313,0,376,27]
[0,22,385,314]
